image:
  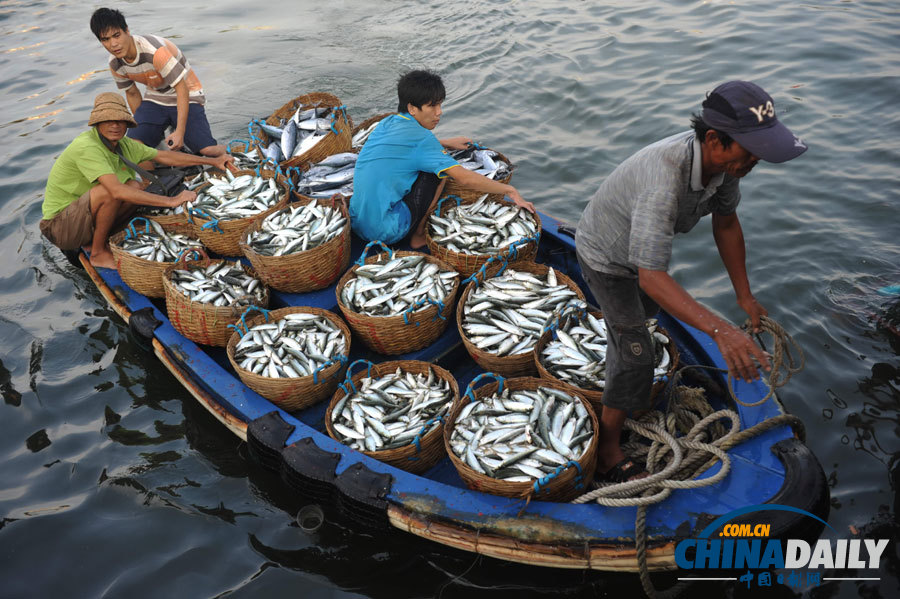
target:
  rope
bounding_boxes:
[725,315,805,407]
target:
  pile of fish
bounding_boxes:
[461,267,579,356]
[330,367,454,452]
[448,147,512,181]
[293,152,356,199]
[245,202,347,257]
[540,313,673,390]
[340,254,459,317]
[169,261,267,307]
[449,385,593,481]
[233,312,347,378]
[117,219,203,262]
[430,196,539,255]
[351,117,383,150]
[255,106,336,163]
[226,147,265,171]
[187,173,282,222]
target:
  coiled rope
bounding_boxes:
[571,317,805,598]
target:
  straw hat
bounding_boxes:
[87,92,137,128]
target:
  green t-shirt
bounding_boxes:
[42,128,158,220]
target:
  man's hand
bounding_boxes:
[441,137,473,151]
[507,188,535,214]
[712,323,771,383]
[164,130,185,151]
[737,295,768,333]
[168,189,197,208]
[212,153,236,172]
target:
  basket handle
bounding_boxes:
[462,372,505,405]
[505,232,539,261]
[355,240,393,266]
[329,193,348,213]
[339,358,376,394]
[542,299,588,335]
[227,305,271,337]
[255,158,283,179]
[402,297,446,326]
[227,138,251,153]
[329,105,349,135]
[175,248,204,263]
[312,354,348,384]
[461,255,508,289]
[433,194,462,217]
[533,460,584,495]
[124,216,152,240]
[408,415,445,456]
[466,140,487,150]
[173,246,210,269]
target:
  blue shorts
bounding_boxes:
[128,101,217,152]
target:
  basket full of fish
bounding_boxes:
[162,250,269,347]
[336,242,460,355]
[534,304,679,413]
[108,217,204,298]
[442,144,514,202]
[287,152,357,200]
[255,92,352,168]
[226,306,351,411]
[457,258,585,378]
[239,195,351,293]
[325,359,459,474]
[426,194,542,277]
[186,169,290,257]
[443,373,598,501]
[350,112,394,151]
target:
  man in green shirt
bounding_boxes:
[40,92,233,269]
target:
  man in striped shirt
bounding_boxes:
[576,81,808,482]
[90,8,225,157]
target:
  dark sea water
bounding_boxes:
[1,1,898,597]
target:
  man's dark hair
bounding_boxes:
[691,91,734,148]
[397,70,446,113]
[90,8,128,40]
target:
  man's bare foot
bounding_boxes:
[90,249,117,270]
[409,232,427,249]
[597,445,648,482]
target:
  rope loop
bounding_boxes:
[466,140,486,150]
[409,415,444,456]
[124,216,152,240]
[342,359,375,393]
[402,297,446,325]
[463,372,505,404]
[461,255,508,289]
[312,354,348,384]
[355,240,393,266]
[433,194,462,217]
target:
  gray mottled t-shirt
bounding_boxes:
[576,130,741,278]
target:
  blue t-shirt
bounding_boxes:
[349,113,459,244]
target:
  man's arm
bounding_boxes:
[439,137,472,150]
[445,165,534,212]
[638,268,770,383]
[711,212,768,331]
[152,149,234,171]
[164,80,190,151]
[96,173,194,208]
[124,85,142,116]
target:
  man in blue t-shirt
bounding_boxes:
[350,70,533,247]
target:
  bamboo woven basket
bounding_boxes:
[425,194,542,277]
[456,259,586,378]
[226,306,351,411]
[261,92,352,168]
[108,217,203,298]
[239,195,351,293]
[442,148,514,203]
[533,310,679,415]
[162,251,269,347]
[335,243,460,355]
[443,374,598,501]
[350,112,394,151]
[324,359,459,474]
[187,169,290,257]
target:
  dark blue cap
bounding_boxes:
[701,81,807,163]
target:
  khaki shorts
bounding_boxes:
[40,190,94,250]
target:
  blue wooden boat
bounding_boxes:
[78,211,829,571]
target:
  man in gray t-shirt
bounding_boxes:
[575,81,807,482]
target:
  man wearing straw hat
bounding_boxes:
[39,92,233,270]
[575,81,807,483]
[350,69,534,248]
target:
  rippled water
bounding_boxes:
[1,1,898,597]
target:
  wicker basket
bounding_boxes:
[324,359,459,474]
[109,217,203,298]
[239,195,351,293]
[457,259,586,378]
[226,306,350,411]
[351,112,394,150]
[260,92,352,168]
[335,242,460,355]
[442,148,514,203]
[443,373,598,501]
[163,250,269,347]
[425,194,542,277]
[187,169,290,257]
